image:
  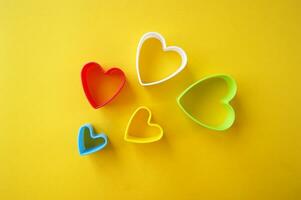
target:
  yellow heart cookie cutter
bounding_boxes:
[125,106,163,143]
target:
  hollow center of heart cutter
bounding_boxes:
[180,77,231,127]
[86,67,123,105]
[83,128,105,149]
[128,110,160,138]
[139,38,182,82]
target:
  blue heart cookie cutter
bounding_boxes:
[78,124,108,156]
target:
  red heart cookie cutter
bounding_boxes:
[81,62,126,109]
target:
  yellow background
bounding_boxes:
[1,0,301,199]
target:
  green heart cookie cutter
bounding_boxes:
[177,74,237,131]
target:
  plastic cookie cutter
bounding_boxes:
[136,32,188,86]
[78,124,108,156]
[125,106,163,143]
[177,74,237,131]
[81,62,126,109]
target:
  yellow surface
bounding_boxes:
[0,0,301,199]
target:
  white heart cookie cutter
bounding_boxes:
[136,32,188,86]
